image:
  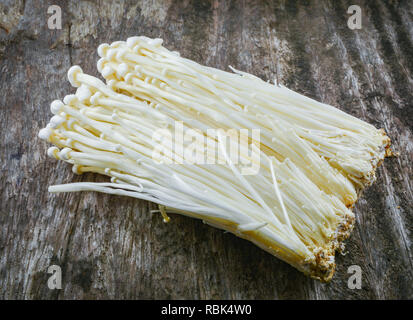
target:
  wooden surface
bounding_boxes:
[0,0,412,299]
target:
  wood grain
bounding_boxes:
[0,0,412,299]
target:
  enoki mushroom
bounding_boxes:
[38,36,391,281]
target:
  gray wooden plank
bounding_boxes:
[0,0,412,299]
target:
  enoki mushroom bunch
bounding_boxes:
[39,36,391,281]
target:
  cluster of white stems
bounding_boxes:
[38,36,390,281]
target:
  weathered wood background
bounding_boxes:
[0,0,412,299]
